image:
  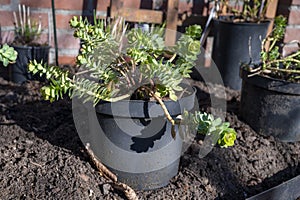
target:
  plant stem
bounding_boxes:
[266,57,300,68]
[75,69,90,75]
[144,87,175,126]
[265,66,300,74]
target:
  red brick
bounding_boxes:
[179,1,192,14]
[0,0,10,5]
[2,9,50,28]
[56,32,80,49]
[284,27,300,42]
[20,0,84,10]
[19,0,51,8]
[30,13,50,29]
[35,33,50,45]
[288,9,300,24]
[58,55,76,65]
[55,0,84,10]
[56,14,80,29]
[0,11,14,26]
[97,0,110,11]
[123,0,140,8]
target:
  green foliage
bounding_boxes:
[0,44,18,67]
[216,0,268,22]
[183,111,237,148]
[184,25,202,39]
[260,15,300,82]
[29,60,72,102]
[28,15,237,146]
[68,16,201,102]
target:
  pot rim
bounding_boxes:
[214,15,271,26]
[95,86,197,118]
[241,68,300,95]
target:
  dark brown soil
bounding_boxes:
[0,76,299,200]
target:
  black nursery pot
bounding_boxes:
[94,88,196,190]
[240,69,300,142]
[212,18,270,90]
[10,45,50,84]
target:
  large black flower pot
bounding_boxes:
[240,69,300,142]
[212,18,270,90]
[10,45,50,84]
[92,88,196,190]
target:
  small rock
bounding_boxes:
[88,189,94,197]
[101,183,112,195]
[25,140,34,145]
[202,177,209,185]
[205,184,214,193]
[79,173,89,182]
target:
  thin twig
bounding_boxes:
[85,143,118,182]
[265,67,300,74]
[112,182,139,200]
[30,161,43,168]
[22,5,26,32]
[18,4,24,34]
[85,143,139,200]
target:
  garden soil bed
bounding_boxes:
[0,74,300,200]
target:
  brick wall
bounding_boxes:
[0,0,109,64]
[277,0,300,56]
[0,0,196,65]
[0,0,299,65]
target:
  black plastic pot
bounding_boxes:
[212,18,270,90]
[246,175,300,200]
[10,45,50,84]
[93,88,196,190]
[240,69,300,142]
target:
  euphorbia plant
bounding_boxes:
[0,44,17,67]
[29,16,236,148]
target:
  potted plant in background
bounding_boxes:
[240,15,300,142]
[10,4,50,84]
[211,0,271,90]
[28,16,237,190]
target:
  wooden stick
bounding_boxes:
[85,143,118,182]
[112,182,139,200]
[23,5,26,28]
[85,143,139,200]
[18,4,24,34]
[13,11,18,27]
[27,6,31,29]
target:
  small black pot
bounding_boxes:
[93,88,196,190]
[212,18,270,90]
[10,45,50,84]
[240,68,300,142]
